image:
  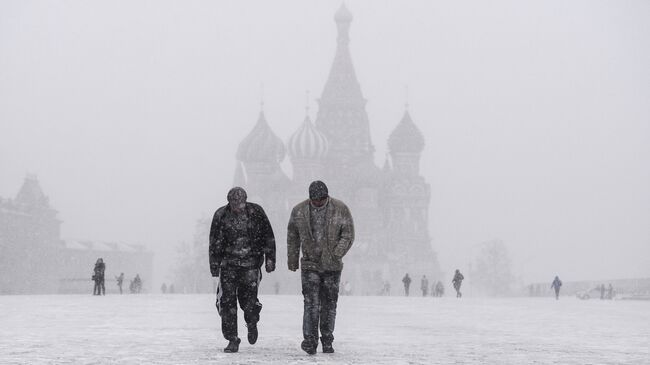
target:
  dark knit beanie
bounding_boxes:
[308,180,328,200]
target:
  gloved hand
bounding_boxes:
[288,263,298,272]
[265,260,275,273]
[211,267,220,278]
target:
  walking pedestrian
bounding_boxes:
[209,187,276,353]
[287,180,355,355]
[402,273,412,296]
[551,276,562,300]
[421,275,429,297]
[452,269,464,298]
[92,258,105,296]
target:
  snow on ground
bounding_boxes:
[1,294,648,364]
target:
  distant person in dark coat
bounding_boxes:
[421,275,429,297]
[115,272,124,294]
[607,283,614,300]
[452,269,464,298]
[551,276,562,300]
[435,281,445,297]
[132,274,142,294]
[161,283,167,294]
[93,258,105,295]
[402,273,412,296]
[209,187,276,353]
[600,283,605,300]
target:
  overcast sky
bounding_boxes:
[1,0,648,285]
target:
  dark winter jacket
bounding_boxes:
[402,275,411,286]
[551,278,562,289]
[209,202,276,276]
[452,272,464,285]
[287,197,354,272]
[94,263,105,280]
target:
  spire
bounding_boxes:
[319,4,363,106]
[260,83,265,112]
[404,84,410,111]
[334,3,353,44]
[388,109,425,154]
[315,4,373,164]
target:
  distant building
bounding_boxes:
[0,175,153,294]
[231,5,441,294]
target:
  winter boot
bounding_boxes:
[321,342,334,353]
[224,338,241,353]
[247,323,258,345]
[301,339,317,355]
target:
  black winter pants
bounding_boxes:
[219,266,262,341]
[301,270,341,345]
[93,279,105,295]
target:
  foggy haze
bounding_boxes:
[1,0,648,287]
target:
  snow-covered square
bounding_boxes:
[1,294,648,364]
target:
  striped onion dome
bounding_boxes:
[288,116,329,161]
[236,111,285,163]
[388,110,425,154]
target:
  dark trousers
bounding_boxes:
[219,266,262,341]
[93,279,105,295]
[301,270,341,345]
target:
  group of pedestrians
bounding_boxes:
[598,283,615,300]
[400,269,464,298]
[160,283,175,294]
[91,259,142,295]
[209,181,354,355]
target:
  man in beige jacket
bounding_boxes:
[287,180,354,355]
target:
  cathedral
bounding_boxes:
[233,5,441,295]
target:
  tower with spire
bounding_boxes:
[230,4,440,294]
[316,4,376,190]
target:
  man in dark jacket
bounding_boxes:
[209,187,276,353]
[287,181,354,355]
[551,276,562,300]
[421,275,429,297]
[452,269,464,298]
[402,273,412,296]
[93,258,105,295]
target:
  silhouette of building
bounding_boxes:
[232,5,440,294]
[0,175,153,294]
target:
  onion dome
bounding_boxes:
[288,116,329,161]
[334,3,353,23]
[236,112,285,163]
[388,110,425,154]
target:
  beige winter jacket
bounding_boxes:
[287,197,355,272]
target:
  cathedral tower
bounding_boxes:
[236,111,289,225]
[315,4,376,195]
